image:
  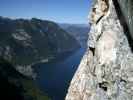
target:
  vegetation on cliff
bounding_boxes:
[0,17,80,66]
[0,58,50,100]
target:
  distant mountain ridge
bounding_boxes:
[59,23,89,28]
[59,23,90,47]
[0,16,80,76]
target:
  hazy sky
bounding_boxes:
[0,0,92,24]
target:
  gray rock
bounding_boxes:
[66,0,133,100]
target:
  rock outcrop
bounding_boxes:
[66,0,133,100]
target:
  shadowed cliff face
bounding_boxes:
[117,0,133,41]
[112,0,133,51]
[66,0,133,100]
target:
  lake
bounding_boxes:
[34,47,86,100]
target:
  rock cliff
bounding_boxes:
[66,0,133,100]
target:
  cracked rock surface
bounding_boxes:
[65,0,133,100]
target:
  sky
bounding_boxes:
[0,0,92,24]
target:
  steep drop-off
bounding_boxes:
[66,0,133,100]
[0,58,50,100]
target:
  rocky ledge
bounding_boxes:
[66,0,133,100]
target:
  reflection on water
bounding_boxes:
[34,48,86,100]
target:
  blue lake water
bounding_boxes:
[34,47,86,100]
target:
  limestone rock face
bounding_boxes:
[65,0,133,100]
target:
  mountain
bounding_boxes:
[0,17,80,71]
[0,17,80,100]
[59,23,90,47]
[0,58,50,100]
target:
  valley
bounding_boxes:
[0,16,87,100]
